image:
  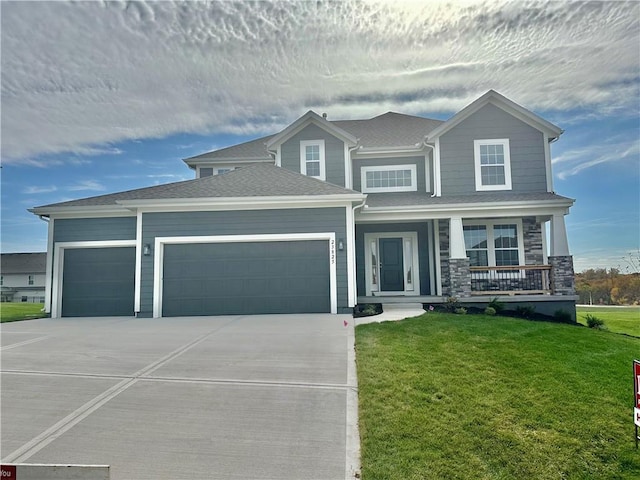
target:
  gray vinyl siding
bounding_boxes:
[355,222,431,296]
[280,124,346,187]
[140,208,348,316]
[53,217,136,242]
[439,103,548,195]
[352,156,429,192]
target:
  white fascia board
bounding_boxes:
[426,90,563,140]
[266,111,357,149]
[116,194,366,210]
[353,146,424,157]
[357,202,573,223]
[31,207,134,218]
[183,157,273,167]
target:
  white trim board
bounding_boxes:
[152,233,338,318]
[51,240,137,319]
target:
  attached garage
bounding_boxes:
[61,247,135,317]
[161,239,332,316]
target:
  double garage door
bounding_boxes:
[61,241,330,317]
[162,240,330,316]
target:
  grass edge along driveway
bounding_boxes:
[0,303,46,323]
[355,312,640,480]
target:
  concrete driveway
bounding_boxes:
[1,314,359,479]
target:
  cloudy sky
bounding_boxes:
[1,0,639,272]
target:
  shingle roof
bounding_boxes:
[363,191,574,209]
[184,112,444,162]
[34,163,361,209]
[1,253,46,274]
[333,112,443,149]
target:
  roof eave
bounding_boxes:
[363,197,575,213]
[115,194,366,209]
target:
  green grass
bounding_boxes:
[0,302,46,322]
[356,313,640,480]
[577,306,640,337]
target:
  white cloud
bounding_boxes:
[23,185,58,194]
[554,137,640,179]
[67,180,106,192]
[1,0,638,164]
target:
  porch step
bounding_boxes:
[354,303,426,325]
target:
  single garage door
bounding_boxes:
[162,241,330,316]
[61,247,135,317]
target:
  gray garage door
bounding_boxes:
[162,241,330,316]
[62,247,135,317]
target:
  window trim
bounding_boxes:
[28,274,34,285]
[300,140,326,181]
[474,138,512,191]
[361,164,418,193]
[463,219,525,275]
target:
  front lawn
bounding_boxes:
[577,305,640,337]
[0,302,46,322]
[356,313,640,480]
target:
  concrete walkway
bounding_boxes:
[1,314,358,480]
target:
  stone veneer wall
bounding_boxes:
[549,255,575,295]
[522,216,544,265]
[438,220,450,296]
[448,258,472,298]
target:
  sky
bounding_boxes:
[1,0,639,273]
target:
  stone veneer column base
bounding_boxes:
[549,255,576,296]
[448,257,471,298]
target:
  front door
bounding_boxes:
[380,238,404,292]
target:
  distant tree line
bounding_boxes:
[575,269,640,305]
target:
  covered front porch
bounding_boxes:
[354,209,576,304]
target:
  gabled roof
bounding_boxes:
[426,90,563,140]
[265,110,357,149]
[30,163,364,214]
[1,253,46,274]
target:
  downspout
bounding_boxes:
[421,138,437,197]
[347,140,361,190]
[350,197,367,307]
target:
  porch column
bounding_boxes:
[550,213,570,256]
[448,216,471,298]
[549,212,575,295]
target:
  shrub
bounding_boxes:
[515,305,536,319]
[488,296,505,313]
[553,309,573,324]
[585,314,606,329]
[484,306,496,316]
[454,307,467,315]
[444,297,460,312]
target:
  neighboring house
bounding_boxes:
[30,90,576,319]
[0,253,46,303]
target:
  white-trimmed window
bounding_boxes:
[474,139,512,191]
[300,140,325,180]
[463,220,523,267]
[28,275,34,285]
[361,164,417,193]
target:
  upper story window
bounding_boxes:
[300,140,325,180]
[28,275,34,285]
[361,165,417,193]
[199,167,214,178]
[463,221,522,267]
[0,276,3,286]
[474,139,512,191]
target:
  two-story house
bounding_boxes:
[0,253,47,303]
[30,90,576,319]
